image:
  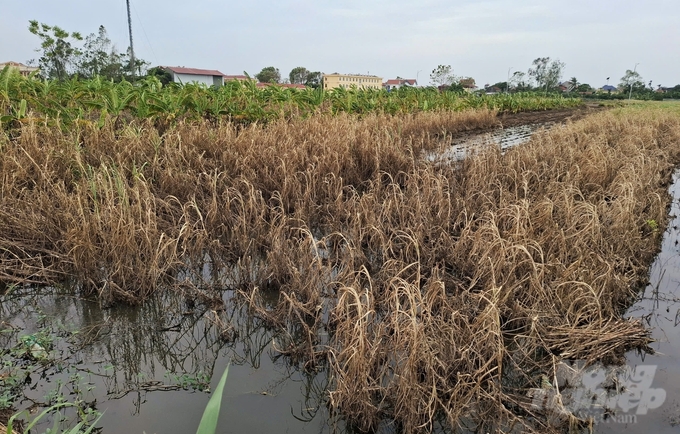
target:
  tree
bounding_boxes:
[121,47,149,79]
[509,71,529,91]
[491,82,508,92]
[146,66,172,86]
[256,66,281,84]
[28,20,83,81]
[618,69,644,93]
[567,77,579,91]
[77,25,125,80]
[289,67,310,85]
[576,83,593,93]
[430,65,457,87]
[528,57,565,94]
[305,71,322,89]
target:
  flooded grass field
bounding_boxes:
[3,102,680,433]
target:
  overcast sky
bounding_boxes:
[2,0,678,88]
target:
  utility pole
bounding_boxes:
[416,70,422,86]
[628,63,639,100]
[507,67,513,93]
[126,0,136,80]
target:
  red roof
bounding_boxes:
[384,79,417,86]
[163,66,225,76]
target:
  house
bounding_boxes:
[484,86,502,95]
[162,66,226,87]
[459,77,477,92]
[600,85,618,93]
[559,81,575,92]
[383,78,417,91]
[0,61,39,77]
[322,73,383,90]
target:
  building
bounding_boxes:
[383,78,417,91]
[459,77,477,92]
[600,85,618,93]
[162,66,226,87]
[484,86,502,95]
[322,73,383,90]
[0,61,39,77]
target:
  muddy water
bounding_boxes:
[596,171,680,433]
[0,289,335,433]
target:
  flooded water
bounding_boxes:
[0,289,336,433]
[595,171,680,433]
[425,123,553,163]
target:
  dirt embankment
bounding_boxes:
[449,102,609,141]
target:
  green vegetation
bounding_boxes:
[5,403,102,434]
[195,365,229,434]
[0,68,582,131]
[1,313,102,433]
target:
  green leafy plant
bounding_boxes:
[5,402,103,434]
[195,364,229,434]
[647,219,659,232]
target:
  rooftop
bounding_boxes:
[384,79,417,86]
[324,73,381,78]
[0,61,39,71]
[163,66,226,76]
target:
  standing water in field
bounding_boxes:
[425,122,554,162]
[0,288,336,433]
[594,171,680,433]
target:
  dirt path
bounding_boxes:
[498,102,607,128]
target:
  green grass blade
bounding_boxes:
[196,364,230,434]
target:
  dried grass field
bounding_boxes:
[2,102,680,432]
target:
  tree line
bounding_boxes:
[253,66,322,88]
[27,21,148,82]
[431,57,679,100]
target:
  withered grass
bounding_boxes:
[2,106,680,432]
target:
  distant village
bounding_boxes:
[1,60,677,97]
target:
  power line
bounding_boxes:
[130,0,159,65]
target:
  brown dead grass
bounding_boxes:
[1,106,680,432]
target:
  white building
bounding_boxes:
[383,78,417,91]
[162,66,226,87]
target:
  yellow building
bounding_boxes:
[322,73,383,90]
[0,61,39,77]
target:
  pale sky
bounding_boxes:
[1,0,678,88]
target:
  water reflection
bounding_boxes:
[0,287,336,433]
